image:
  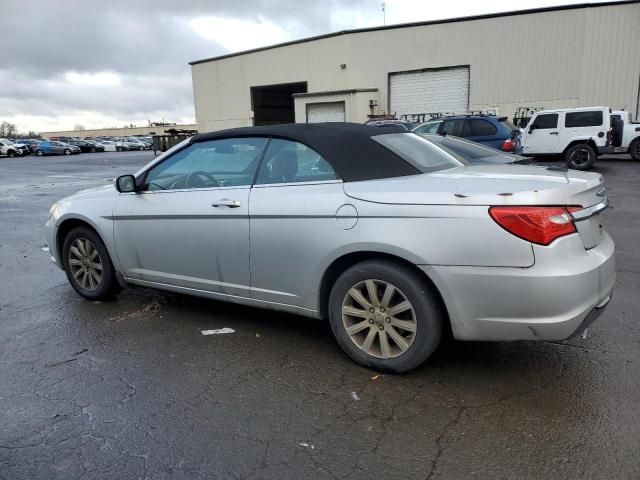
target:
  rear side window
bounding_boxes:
[256,139,338,185]
[565,111,603,128]
[469,119,497,136]
[531,113,558,129]
[440,119,466,136]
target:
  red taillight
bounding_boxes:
[501,139,515,152]
[489,206,581,246]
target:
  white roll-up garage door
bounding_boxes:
[390,66,469,117]
[306,102,346,123]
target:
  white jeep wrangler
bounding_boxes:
[610,110,640,160]
[520,107,613,170]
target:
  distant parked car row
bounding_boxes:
[0,135,154,158]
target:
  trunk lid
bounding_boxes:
[344,164,607,249]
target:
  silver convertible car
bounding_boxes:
[45,123,615,372]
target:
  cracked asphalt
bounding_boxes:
[1,151,639,479]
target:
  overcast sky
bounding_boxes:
[1,0,617,133]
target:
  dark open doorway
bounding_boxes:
[250,82,307,126]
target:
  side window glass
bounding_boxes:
[441,119,464,136]
[565,111,603,128]
[144,137,268,191]
[470,119,497,136]
[531,114,558,129]
[255,139,338,185]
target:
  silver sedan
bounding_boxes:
[45,123,615,372]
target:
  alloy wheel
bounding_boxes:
[68,238,103,291]
[341,279,417,359]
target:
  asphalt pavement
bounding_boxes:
[1,151,639,479]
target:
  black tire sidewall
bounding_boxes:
[62,226,121,300]
[630,139,640,161]
[8,150,15,158]
[328,260,443,373]
[36,150,43,156]
[566,144,595,170]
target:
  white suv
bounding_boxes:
[610,110,640,160]
[520,107,612,170]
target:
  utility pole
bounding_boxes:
[382,2,386,26]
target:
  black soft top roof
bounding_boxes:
[191,122,420,182]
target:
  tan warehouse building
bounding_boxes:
[190,1,640,132]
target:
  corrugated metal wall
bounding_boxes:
[191,2,640,132]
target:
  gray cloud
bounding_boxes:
[0,0,371,131]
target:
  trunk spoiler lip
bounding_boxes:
[571,197,609,221]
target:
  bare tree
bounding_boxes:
[0,121,16,138]
[74,124,85,131]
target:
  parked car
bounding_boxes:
[366,120,418,131]
[519,107,613,169]
[67,140,105,153]
[0,138,24,158]
[610,110,640,160]
[16,138,43,153]
[412,119,442,134]
[98,141,117,152]
[417,133,528,165]
[45,123,614,372]
[34,141,81,156]
[124,137,150,150]
[413,115,520,152]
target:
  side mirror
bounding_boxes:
[115,174,137,193]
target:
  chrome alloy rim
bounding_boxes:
[342,279,417,359]
[68,238,103,291]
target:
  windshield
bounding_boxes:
[372,133,466,173]
[417,134,525,164]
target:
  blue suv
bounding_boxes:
[413,115,521,152]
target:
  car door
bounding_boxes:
[465,119,500,148]
[249,138,346,308]
[113,137,268,297]
[522,113,560,154]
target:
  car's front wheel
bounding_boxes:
[328,260,443,373]
[64,148,71,155]
[62,226,122,300]
[7,150,16,158]
[36,149,44,156]
[565,143,596,170]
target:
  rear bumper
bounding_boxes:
[422,232,616,341]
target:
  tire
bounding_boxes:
[629,138,640,161]
[62,226,122,300]
[565,143,596,170]
[36,149,44,156]
[90,147,97,153]
[116,146,122,152]
[328,260,443,373]
[7,150,15,158]
[64,148,71,155]
[139,146,144,151]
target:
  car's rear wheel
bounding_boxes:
[629,138,640,161]
[565,143,596,170]
[139,146,144,151]
[328,260,443,373]
[36,149,44,156]
[90,147,97,153]
[62,226,122,300]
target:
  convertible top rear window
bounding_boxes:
[373,133,465,173]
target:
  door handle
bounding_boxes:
[212,199,241,208]
[549,132,559,135]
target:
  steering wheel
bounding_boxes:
[185,171,220,189]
